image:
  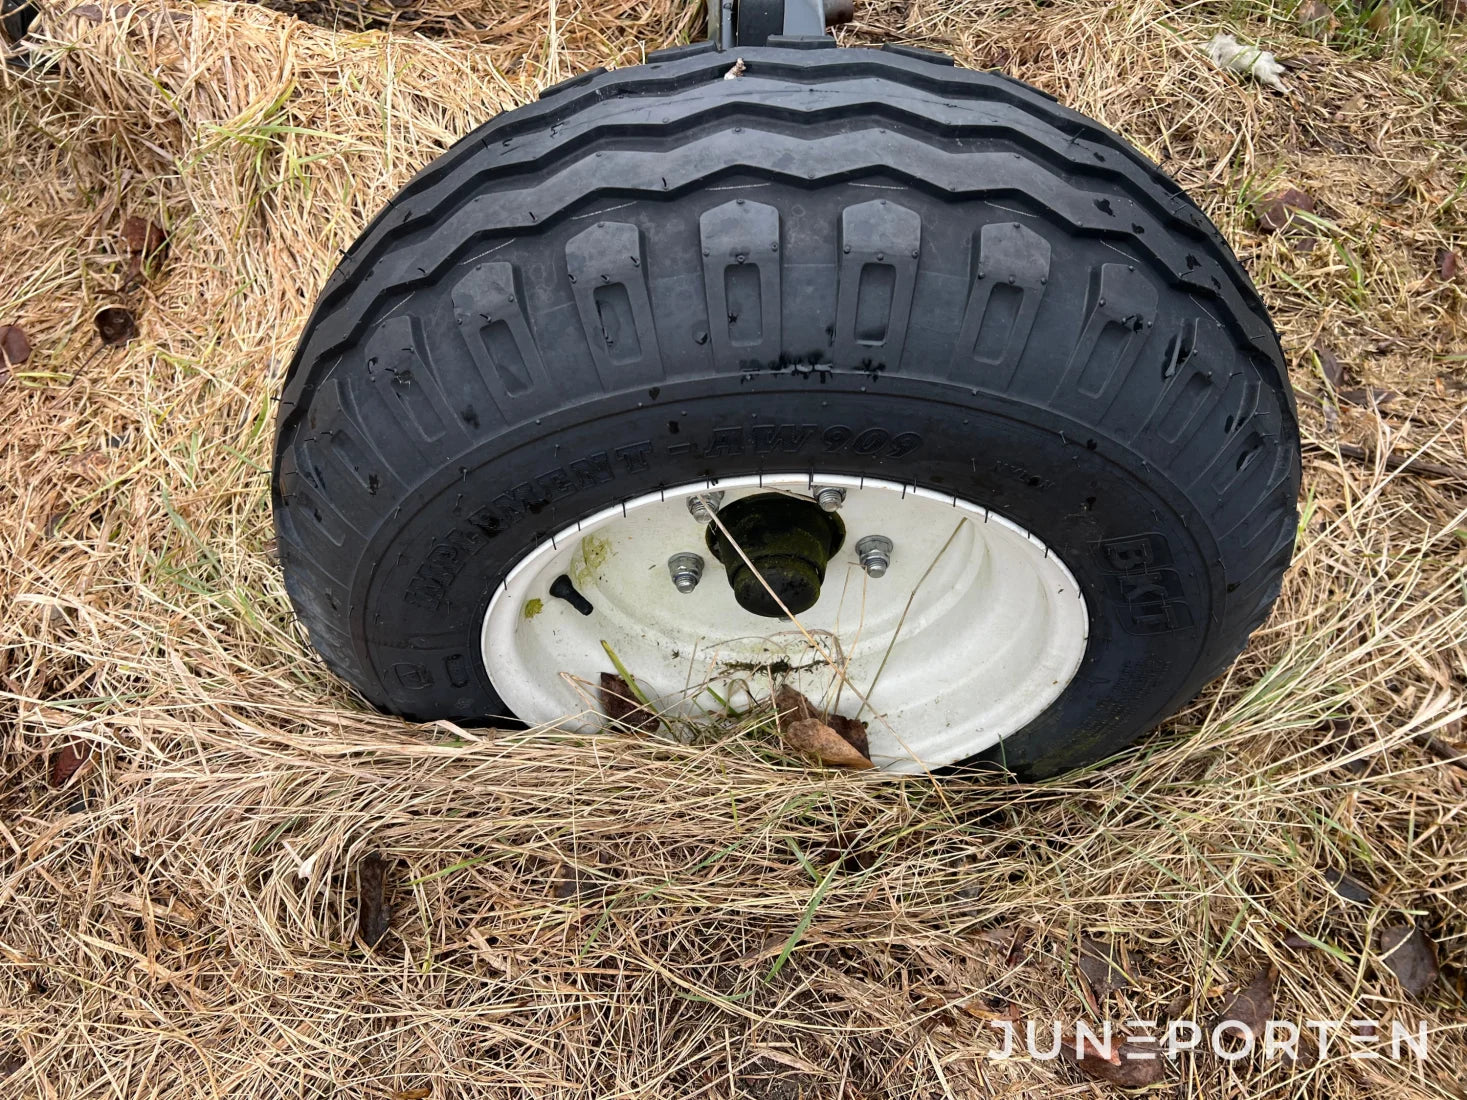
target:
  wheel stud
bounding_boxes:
[686,491,724,524]
[855,535,893,578]
[813,486,846,512]
[667,552,705,593]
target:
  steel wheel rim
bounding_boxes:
[482,475,1088,772]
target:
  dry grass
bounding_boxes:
[2,0,1466,1096]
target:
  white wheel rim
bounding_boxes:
[481,476,1088,773]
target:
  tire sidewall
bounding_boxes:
[354,372,1222,777]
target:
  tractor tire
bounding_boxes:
[273,43,1300,779]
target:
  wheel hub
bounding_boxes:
[705,493,845,618]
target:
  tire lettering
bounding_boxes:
[566,451,614,489]
[887,431,922,458]
[822,425,853,452]
[614,440,653,472]
[1095,533,1192,634]
[819,425,922,458]
[751,423,816,454]
[398,423,925,612]
[850,428,891,455]
[704,427,744,457]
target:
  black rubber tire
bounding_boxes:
[273,43,1300,780]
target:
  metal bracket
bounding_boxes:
[707,0,851,50]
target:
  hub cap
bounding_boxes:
[481,475,1088,773]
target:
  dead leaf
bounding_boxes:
[1338,386,1397,408]
[94,306,138,346]
[775,685,869,760]
[1324,867,1373,903]
[1313,344,1344,390]
[357,853,391,949]
[773,684,814,725]
[1437,248,1459,280]
[1378,924,1439,999]
[1213,966,1276,1038]
[0,324,31,372]
[551,858,606,901]
[1254,188,1316,235]
[51,740,92,787]
[121,216,168,287]
[1005,925,1033,966]
[783,717,873,769]
[1078,936,1132,996]
[1333,93,1368,124]
[67,3,103,21]
[1058,1034,1165,1088]
[826,712,869,759]
[598,672,658,732]
[1297,0,1336,36]
[391,1087,432,1100]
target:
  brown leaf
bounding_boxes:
[67,3,103,21]
[1058,1035,1165,1088]
[551,857,606,901]
[1437,248,1460,280]
[357,853,391,948]
[775,686,868,758]
[94,306,138,346]
[773,684,815,726]
[50,740,92,787]
[121,216,169,287]
[1324,867,1374,903]
[826,712,869,759]
[1337,386,1397,408]
[997,923,1033,966]
[1254,188,1316,234]
[1313,344,1344,390]
[783,717,872,769]
[1078,936,1132,996]
[598,672,658,732]
[0,324,30,370]
[1378,924,1439,999]
[120,216,155,253]
[1297,0,1336,35]
[1213,966,1276,1037]
[392,1086,432,1099]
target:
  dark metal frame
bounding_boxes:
[706,0,853,49]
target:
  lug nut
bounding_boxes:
[686,491,724,524]
[855,535,893,578]
[813,486,846,512]
[668,552,705,593]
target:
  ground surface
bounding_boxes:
[2,1,1466,1097]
